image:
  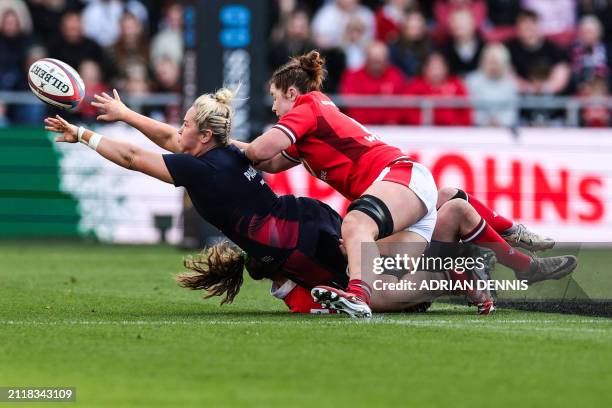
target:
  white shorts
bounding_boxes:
[374,161,438,242]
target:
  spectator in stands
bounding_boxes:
[0,0,32,35]
[270,0,303,43]
[150,2,183,67]
[375,0,417,43]
[569,15,609,92]
[339,41,406,124]
[433,0,487,42]
[404,52,472,125]
[311,0,375,49]
[466,43,519,126]
[151,56,181,124]
[109,11,150,75]
[82,0,148,48]
[27,0,70,49]
[579,76,610,127]
[0,6,43,125]
[578,0,612,43]
[506,9,570,95]
[81,0,123,47]
[0,7,32,92]
[121,62,150,97]
[152,57,180,93]
[268,8,316,72]
[342,15,370,69]
[442,8,485,76]
[48,11,110,78]
[78,59,110,122]
[522,0,576,45]
[269,3,347,92]
[388,10,432,78]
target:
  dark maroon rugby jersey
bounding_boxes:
[163,145,348,289]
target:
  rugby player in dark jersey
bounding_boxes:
[45,89,350,296]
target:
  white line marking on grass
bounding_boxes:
[1,318,611,334]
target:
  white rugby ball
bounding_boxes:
[28,58,85,111]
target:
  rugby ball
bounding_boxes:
[28,58,85,111]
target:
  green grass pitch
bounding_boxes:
[1,242,611,408]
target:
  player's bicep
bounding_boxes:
[133,150,174,184]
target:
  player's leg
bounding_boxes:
[439,198,577,285]
[313,162,437,317]
[437,187,555,251]
[431,201,496,314]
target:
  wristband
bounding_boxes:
[88,133,103,151]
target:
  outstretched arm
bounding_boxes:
[45,115,173,184]
[91,89,181,153]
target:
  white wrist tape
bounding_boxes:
[88,133,103,151]
[77,126,87,145]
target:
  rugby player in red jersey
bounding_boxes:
[240,51,576,317]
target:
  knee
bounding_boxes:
[436,187,459,209]
[439,197,472,220]
[342,211,378,241]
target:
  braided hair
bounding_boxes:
[192,88,234,146]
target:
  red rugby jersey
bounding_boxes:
[273,91,407,201]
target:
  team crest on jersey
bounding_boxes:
[364,134,381,143]
[319,170,327,181]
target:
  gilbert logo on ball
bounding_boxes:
[28,58,85,111]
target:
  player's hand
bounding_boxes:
[339,238,347,257]
[44,115,78,143]
[92,89,128,122]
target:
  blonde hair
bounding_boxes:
[192,88,235,146]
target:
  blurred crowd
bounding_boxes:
[269,0,612,127]
[0,0,183,126]
[1,0,611,128]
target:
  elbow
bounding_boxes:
[122,146,140,170]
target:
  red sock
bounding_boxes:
[462,219,532,273]
[466,193,513,233]
[348,279,372,304]
[283,285,336,314]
